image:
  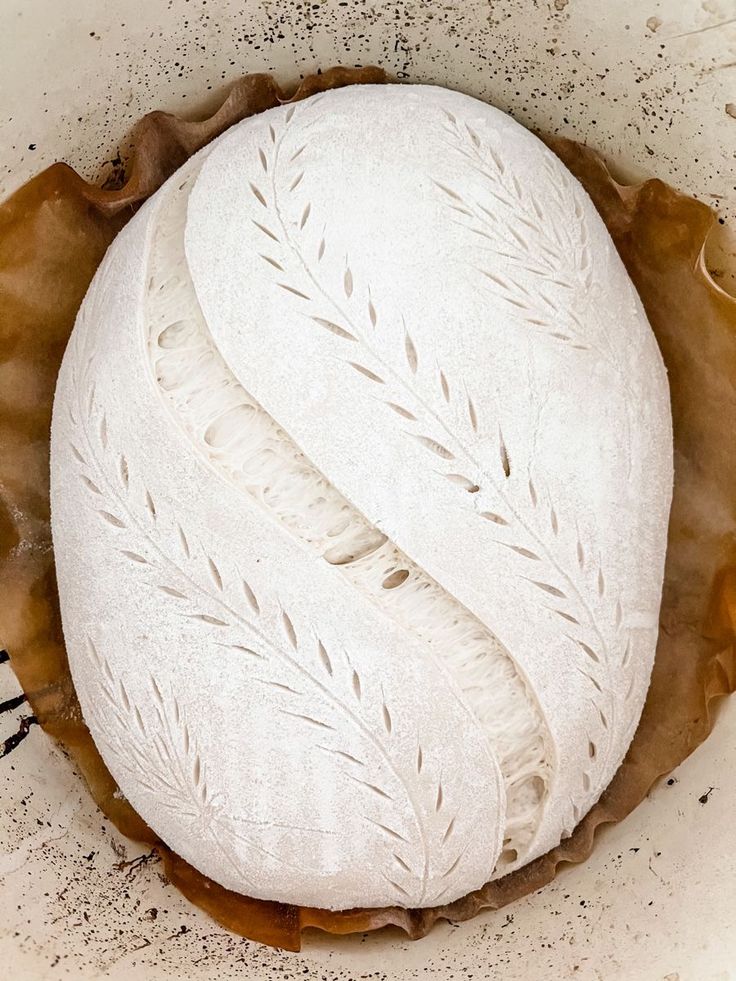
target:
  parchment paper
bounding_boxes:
[1,66,734,952]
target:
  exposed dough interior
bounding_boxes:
[148,162,553,870]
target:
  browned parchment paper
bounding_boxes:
[1,67,735,953]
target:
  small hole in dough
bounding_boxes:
[382,570,410,589]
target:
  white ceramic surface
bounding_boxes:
[1,1,735,979]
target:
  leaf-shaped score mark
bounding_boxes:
[281,610,298,649]
[576,539,585,568]
[81,475,102,495]
[70,443,86,465]
[120,550,149,565]
[249,182,267,207]
[241,578,260,614]
[277,282,310,301]
[554,609,581,626]
[352,669,362,700]
[432,180,465,203]
[207,557,223,591]
[349,362,384,384]
[368,297,377,327]
[177,524,191,559]
[444,474,480,493]
[158,585,188,599]
[404,330,418,374]
[528,579,566,599]
[98,510,126,528]
[317,639,333,676]
[260,254,285,272]
[577,668,602,694]
[441,817,456,844]
[412,435,455,460]
[502,544,541,561]
[435,782,444,812]
[570,637,600,664]
[348,776,393,801]
[189,613,229,627]
[385,402,417,421]
[467,395,478,432]
[528,478,538,507]
[251,219,279,243]
[311,316,357,341]
[382,704,393,734]
[480,511,509,525]
[499,429,511,477]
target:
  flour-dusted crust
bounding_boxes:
[50,84,672,911]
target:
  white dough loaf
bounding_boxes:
[50,84,673,911]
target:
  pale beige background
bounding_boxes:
[1,1,735,979]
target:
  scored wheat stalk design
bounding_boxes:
[435,107,638,476]
[65,309,475,902]
[83,638,307,886]
[243,102,642,804]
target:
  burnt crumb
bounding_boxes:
[666,777,677,786]
[114,848,159,879]
[698,786,716,805]
[0,715,39,758]
[101,153,127,191]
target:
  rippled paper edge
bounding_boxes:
[0,66,734,952]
